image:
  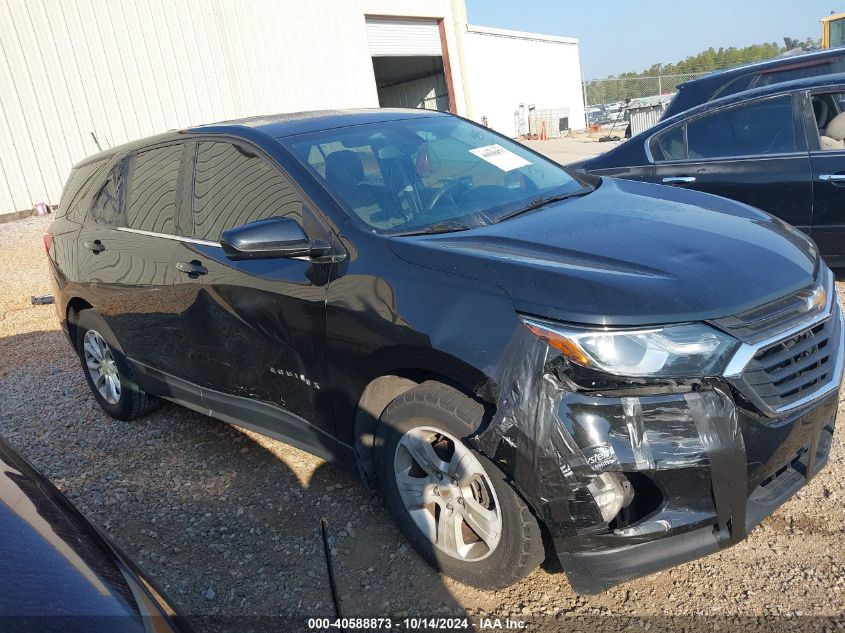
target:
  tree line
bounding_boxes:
[585,39,821,106]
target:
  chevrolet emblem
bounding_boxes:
[805,286,827,313]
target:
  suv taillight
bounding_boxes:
[43,230,53,255]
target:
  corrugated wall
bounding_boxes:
[462,26,585,137]
[377,74,449,110]
[0,0,409,215]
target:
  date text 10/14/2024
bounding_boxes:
[306,617,527,630]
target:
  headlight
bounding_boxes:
[520,316,739,378]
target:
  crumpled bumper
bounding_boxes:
[474,287,843,594]
[555,392,837,594]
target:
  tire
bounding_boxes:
[74,309,159,421]
[375,381,544,589]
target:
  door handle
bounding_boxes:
[176,260,208,278]
[83,240,105,254]
[662,176,697,184]
[818,174,845,183]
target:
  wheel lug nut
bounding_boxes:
[457,498,464,505]
[432,487,439,496]
[446,503,453,511]
[451,479,457,485]
[436,472,443,480]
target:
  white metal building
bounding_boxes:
[0,0,583,216]
[462,25,586,138]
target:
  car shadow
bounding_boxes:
[0,329,468,632]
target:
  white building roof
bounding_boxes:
[466,24,579,45]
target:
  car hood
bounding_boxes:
[388,178,818,326]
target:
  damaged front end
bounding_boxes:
[475,269,843,594]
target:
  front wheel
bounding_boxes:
[376,382,545,589]
[74,309,159,421]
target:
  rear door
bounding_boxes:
[76,142,194,377]
[651,94,814,234]
[177,139,337,443]
[806,88,845,264]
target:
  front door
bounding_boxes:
[651,93,814,234]
[177,139,336,445]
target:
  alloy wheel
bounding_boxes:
[393,426,502,561]
[82,330,121,405]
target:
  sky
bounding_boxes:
[465,0,843,79]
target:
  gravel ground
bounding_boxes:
[1,215,844,632]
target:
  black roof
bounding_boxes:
[190,107,446,138]
[676,47,845,90]
[663,71,845,124]
[75,108,448,168]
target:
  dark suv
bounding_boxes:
[662,47,845,120]
[47,109,842,593]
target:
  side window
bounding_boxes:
[193,142,303,242]
[651,125,686,161]
[686,96,795,159]
[812,91,845,151]
[90,163,126,227]
[125,145,183,234]
[59,159,107,221]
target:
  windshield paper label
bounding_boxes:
[469,144,531,171]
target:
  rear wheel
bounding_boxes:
[74,309,159,421]
[376,381,544,589]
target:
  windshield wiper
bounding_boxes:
[494,186,594,224]
[391,220,476,236]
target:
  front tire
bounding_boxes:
[375,381,544,589]
[74,309,159,421]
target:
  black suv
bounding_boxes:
[47,109,842,593]
[662,47,845,120]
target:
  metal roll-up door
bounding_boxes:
[366,18,442,57]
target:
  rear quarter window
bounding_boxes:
[90,163,126,227]
[58,159,108,222]
[650,125,686,161]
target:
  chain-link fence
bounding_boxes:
[583,72,709,106]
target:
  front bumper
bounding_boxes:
[476,271,843,594]
[555,392,837,593]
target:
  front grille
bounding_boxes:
[740,309,840,411]
[713,282,829,344]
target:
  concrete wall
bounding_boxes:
[462,25,585,137]
[0,0,469,215]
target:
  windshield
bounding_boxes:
[282,116,589,235]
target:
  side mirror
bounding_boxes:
[221,217,311,261]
